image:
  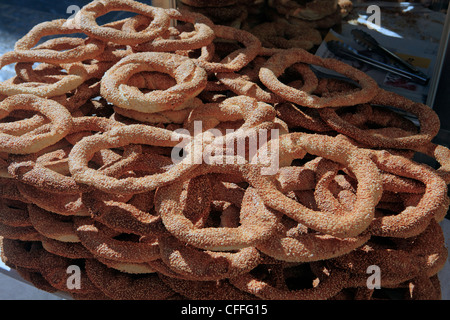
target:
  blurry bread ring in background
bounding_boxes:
[178,2,247,25]
[268,0,338,21]
[75,0,170,45]
[267,3,344,30]
[250,20,322,50]
[101,52,207,113]
[0,238,42,270]
[38,249,99,294]
[229,260,349,300]
[180,0,238,7]
[158,274,257,300]
[40,237,93,259]
[158,233,262,281]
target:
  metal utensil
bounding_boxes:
[351,29,429,81]
[326,40,429,85]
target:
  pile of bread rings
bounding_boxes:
[178,0,351,51]
[0,0,448,300]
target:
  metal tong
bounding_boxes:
[326,39,429,85]
[351,29,429,81]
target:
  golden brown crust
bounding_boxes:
[0,1,447,301]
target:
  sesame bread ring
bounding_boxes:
[84,258,176,300]
[75,0,170,46]
[13,19,105,64]
[0,56,88,98]
[269,0,338,21]
[27,204,79,243]
[155,172,282,251]
[95,256,157,274]
[250,20,322,50]
[365,149,448,238]
[8,116,133,195]
[81,189,165,237]
[194,24,262,73]
[68,124,198,195]
[333,220,448,288]
[0,95,73,154]
[101,52,207,113]
[414,141,450,184]
[74,217,160,263]
[0,198,32,227]
[17,183,91,216]
[0,222,40,241]
[259,48,379,108]
[248,132,383,238]
[229,260,349,300]
[129,9,215,53]
[318,89,441,149]
[252,181,371,262]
